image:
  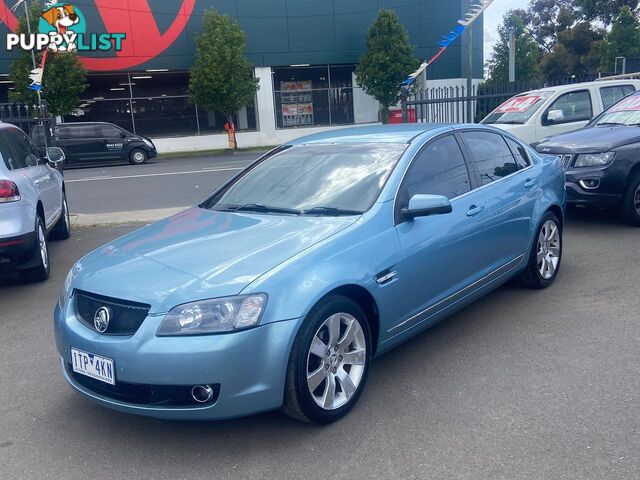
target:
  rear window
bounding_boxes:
[600,85,636,109]
[0,131,24,170]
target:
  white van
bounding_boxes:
[481,79,640,144]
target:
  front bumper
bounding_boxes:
[54,302,302,420]
[565,162,627,208]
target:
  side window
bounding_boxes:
[542,90,592,126]
[460,131,519,186]
[504,137,530,169]
[0,132,25,170]
[64,124,99,138]
[5,129,40,168]
[600,85,635,110]
[56,126,70,139]
[99,124,122,137]
[398,135,471,209]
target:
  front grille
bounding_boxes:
[560,154,574,170]
[66,363,221,406]
[74,290,150,336]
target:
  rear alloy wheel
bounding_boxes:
[129,148,148,165]
[620,174,640,227]
[49,193,71,240]
[283,296,372,424]
[19,216,50,283]
[518,211,562,289]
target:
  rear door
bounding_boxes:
[458,130,537,273]
[57,124,104,164]
[97,123,127,161]
[388,133,490,335]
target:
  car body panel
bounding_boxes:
[55,124,565,420]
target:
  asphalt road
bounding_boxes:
[63,153,260,215]
[0,210,639,479]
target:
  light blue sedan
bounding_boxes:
[54,124,565,424]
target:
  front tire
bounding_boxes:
[283,295,372,424]
[18,216,50,283]
[49,192,71,240]
[129,148,148,165]
[518,211,562,289]
[620,174,640,227]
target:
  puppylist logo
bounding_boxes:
[6,3,125,52]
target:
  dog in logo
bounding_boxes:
[40,4,79,51]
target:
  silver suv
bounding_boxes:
[0,123,69,282]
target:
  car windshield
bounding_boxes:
[482,91,554,125]
[589,94,640,127]
[205,143,406,215]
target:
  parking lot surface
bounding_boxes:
[0,210,638,480]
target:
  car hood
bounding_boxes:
[536,126,640,153]
[72,207,357,314]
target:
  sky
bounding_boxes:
[483,0,529,62]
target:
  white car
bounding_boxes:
[481,79,640,144]
[0,123,69,282]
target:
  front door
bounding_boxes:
[387,133,489,338]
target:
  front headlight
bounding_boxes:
[574,152,615,168]
[156,294,267,336]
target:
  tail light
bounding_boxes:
[0,180,20,203]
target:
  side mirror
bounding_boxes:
[400,194,452,221]
[120,131,126,138]
[46,147,65,172]
[546,109,565,123]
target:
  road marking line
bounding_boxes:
[66,167,244,183]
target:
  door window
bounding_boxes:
[4,129,41,168]
[460,131,519,186]
[0,132,25,170]
[542,90,592,125]
[600,85,636,109]
[61,124,100,138]
[397,135,471,211]
[504,137,531,169]
[98,124,123,137]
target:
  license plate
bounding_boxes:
[71,348,115,385]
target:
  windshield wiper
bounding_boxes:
[216,203,302,214]
[596,122,626,126]
[301,206,363,216]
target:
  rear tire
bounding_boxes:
[517,211,562,289]
[18,216,50,283]
[620,174,640,227]
[129,148,148,165]
[49,192,71,240]
[283,295,372,424]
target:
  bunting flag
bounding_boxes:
[28,49,48,91]
[402,0,494,86]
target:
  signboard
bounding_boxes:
[495,95,541,113]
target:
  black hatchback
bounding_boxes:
[36,122,157,167]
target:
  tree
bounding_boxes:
[574,0,639,24]
[189,9,258,149]
[522,0,574,53]
[600,6,640,72]
[8,0,87,116]
[485,10,540,84]
[355,9,418,123]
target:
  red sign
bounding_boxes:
[495,95,541,113]
[0,0,195,71]
[608,95,640,112]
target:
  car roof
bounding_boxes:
[58,122,115,126]
[517,79,640,96]
[288,124,454,145]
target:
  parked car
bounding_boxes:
[32,122,157,166]
[481,79,640,144]
[0,123,70,282]
[54,124,565,424]
[535,90,640,226]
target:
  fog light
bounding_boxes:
[579,178,600,190]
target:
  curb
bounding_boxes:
[69,207,188,228]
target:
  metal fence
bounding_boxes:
[0,102,50,135]
[401,76,601,124]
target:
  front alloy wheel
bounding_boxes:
[284,295,372,424]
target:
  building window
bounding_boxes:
[63,71,258,138]
[273,64,355,129]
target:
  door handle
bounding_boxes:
[524,177,538,188]
[466,204,485,217]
